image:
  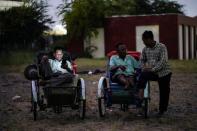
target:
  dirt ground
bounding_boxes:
[0,72,197,131]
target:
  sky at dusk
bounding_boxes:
[48,0,197,27]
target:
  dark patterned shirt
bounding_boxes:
[140,42,171,77]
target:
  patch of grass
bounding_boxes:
[1,53,197,74]
[0,64,28,73]
[0,50,34,65]
[76,59,197,73]
[0,50,35,73]
[169,60,197,73]
[75,58,107,71]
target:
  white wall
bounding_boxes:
[178,25,183,60]
[0,1,23,10]
[84,28,105,58]
[136,25,159,52]
[184,26,189,60]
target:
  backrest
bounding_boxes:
[36,50,72,64]
[107,50,141,61]
[36,50,49,64]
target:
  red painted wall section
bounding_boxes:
[67,38,84,56]
[104,14,179,59]
[67,14,196,59]
[159,15,178,59]
[104,17,134,52]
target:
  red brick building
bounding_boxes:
[68,14,197,59]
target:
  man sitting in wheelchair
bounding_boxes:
[24,47,86,120]
[39,46,74,86]
[109,43,139,90]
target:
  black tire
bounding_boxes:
[98,97,105,117]
[120,104,129,112]
[98,78,107,117]
[32,102,37,121]
[120,104,124,111]
[144,98,149,118]
[79,100,86,119]
[31,80,38,121]
[77,78,86,119]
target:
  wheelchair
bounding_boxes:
[24,50,86,121]
[97,51,150,118]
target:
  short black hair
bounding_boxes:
[115,42,125,50]
[53,46,63,53]
[142,30,154,39]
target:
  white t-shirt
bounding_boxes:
[49,59,72,74]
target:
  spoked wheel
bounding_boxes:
[98,89,106,117]
[77,78,86,119]
[32,102,37,121]
[98,77,107,117]
[143,81,150,119]
[120,104,128,112]
[53,106,63,113]
[31,80,38,121]
[79,99,86,119]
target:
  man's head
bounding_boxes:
[142,30,154,47]
[116,43,127,58]
[53,47,63,61]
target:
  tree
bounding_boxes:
[104,0,136,16]
[60,0,105,39]
[0,0,53,51]
[60,0,136,39]
[151,0,184,14]
[132,0,152,15]
[60,0,184,40]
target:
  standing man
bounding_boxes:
[138,30,172,117]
